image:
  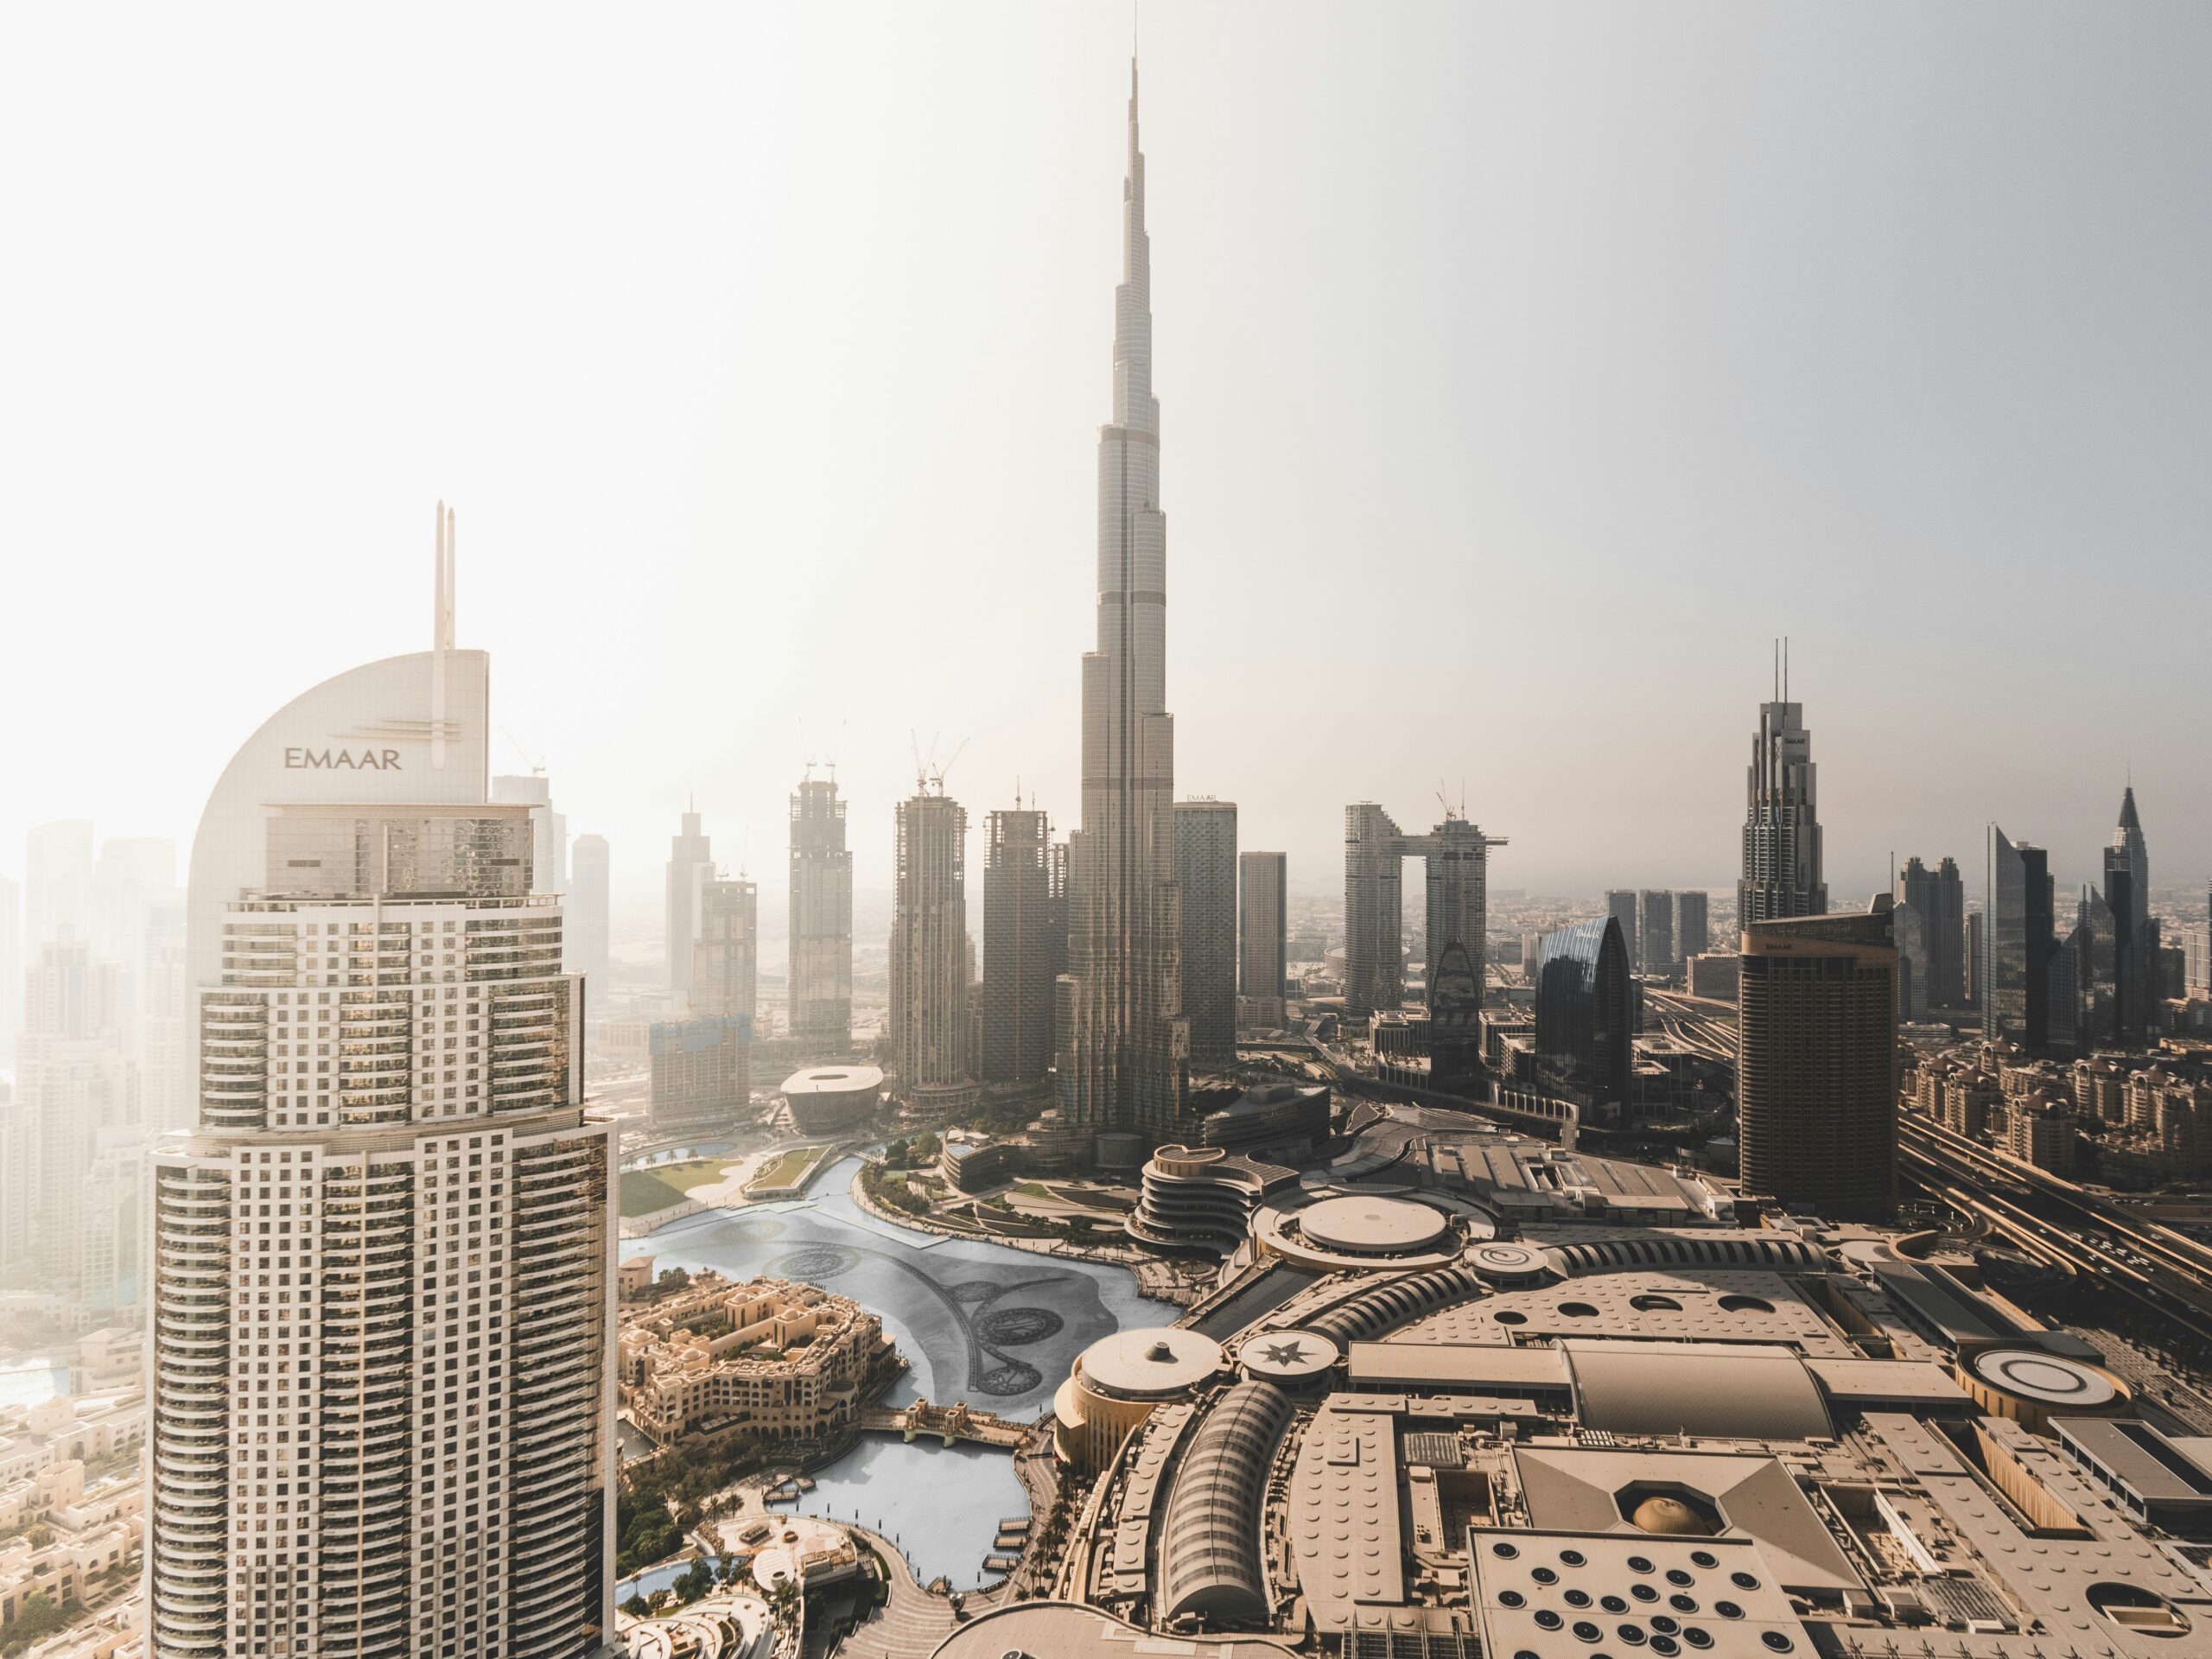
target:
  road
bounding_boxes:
[1898,1113,2212,1346]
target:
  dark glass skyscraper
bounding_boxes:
[1533,917,1632,1109]
[1986,825,2056,1051]
[1897,855,1966,1010]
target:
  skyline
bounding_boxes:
[4,4,2208,904]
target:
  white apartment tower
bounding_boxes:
[156,507,615,1659]
[1059,62,1190,1168]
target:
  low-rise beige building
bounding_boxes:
[619,1273,897,1446]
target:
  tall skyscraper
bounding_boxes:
[664,801,714,1005]
[1984,824,2055,1051]
[1605,889,1640,969]
[1738,910,1897,1217]
[25,818,93,951]
[1737,661,1827,926]
[693,876,758,1027]
[1424,812,1502,1009]
[1897,855,1967,1010]
[1344,804,1407,1017]
[1344,804,1505,1017]
[1238,851,1287,1013]
[1638,890,1675,976]
[982,805,1060,1087]
[157,509,613,1658]
[568,833,611,990]
[789,771,854,1058]
[1060,64,1189,1166]
[1675,890,1710,962]
[892,787,970,1100]
[2110,787,2152,1044]
[493,772,569,893]
[1174,799,1239,1068]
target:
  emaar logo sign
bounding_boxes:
[284,746,403,771]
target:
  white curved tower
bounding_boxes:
[152,508,615,1659]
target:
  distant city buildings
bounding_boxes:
[1675,889,1710,962]
[25,819,93,953]
[0,875,16,1068]
[891,786,970,1102]
[1637,890,1675,978]
[664,801,714,1005]
[1238,851,1287,1029]
[981,805,1062,1087]
[1738,910,1897,1217]
[789,770,854,1058]
[1605,889,1639,969]
[1175,799,1238,1067]
[568,831,611,988]
[650,1017,751,1135]
[1737,667,1827,925]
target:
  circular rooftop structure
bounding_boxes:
[1958,1346,2126,1428]
[1968,1349,2118,1407]
[1297,1194,1451,1257]
[1239,1329,1338,1389]
[1076,1327,1227,1401]
[1465,1241,1549,1287]
[779,1065,884,1135]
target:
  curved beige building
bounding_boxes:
[1052,1327,1224,1471]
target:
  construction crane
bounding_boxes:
[908,731,968,795]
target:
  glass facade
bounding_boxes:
[1533,917,1631,1108]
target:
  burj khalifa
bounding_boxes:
[1058,62,1189,1171]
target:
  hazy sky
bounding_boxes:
[3,3,2207,911]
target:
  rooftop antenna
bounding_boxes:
[1783,636,1790,702]
[1771,638,1779,703]
[431,501,453,771]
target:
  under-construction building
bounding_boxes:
[891,787,969,1100]
[789,772,853,1057]
[982,806,1065,1087]
[1343,803,1508,1018]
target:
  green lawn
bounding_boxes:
[617,1159,734,1217]
[751,1146,828,1190]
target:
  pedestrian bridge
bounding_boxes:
[859,1398,1025,1449]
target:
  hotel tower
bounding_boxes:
[153,507,615,1658]
[1058,62,1190,1170]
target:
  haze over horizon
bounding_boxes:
[3,3,2206,907]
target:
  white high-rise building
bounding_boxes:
[26,818,93,951]
[155,506,615,1659]
[568,834,611,991]
[664,803,713,1006]
[1059,62,1190,1170]
[891,787,969,1100]
[493,772,569,895]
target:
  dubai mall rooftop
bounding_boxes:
[950,1106,2212,1659]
